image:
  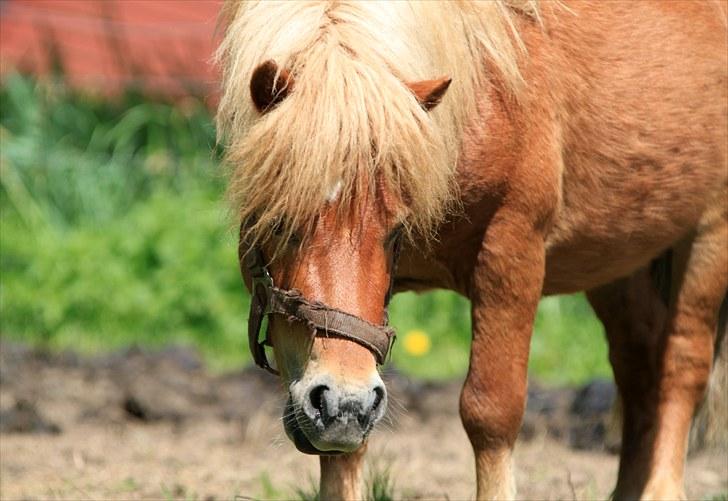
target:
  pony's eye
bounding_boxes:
[270,218,301,245]
[271,218,285,237]
[385,224,404,247]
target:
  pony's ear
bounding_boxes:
[406,77,452,111]
[250,60,293,113]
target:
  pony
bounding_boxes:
[215,1,727,499]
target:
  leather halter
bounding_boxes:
[240,229,400,375]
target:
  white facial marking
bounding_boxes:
[326,180,343,203]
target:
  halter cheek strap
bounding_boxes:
[240,231,400,375]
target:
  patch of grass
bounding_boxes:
[117,477,140,493]
[0,74,612,383]
[704,493,728,501]
[293,480,320,501]
[530,295,611,385]
[0,189,248,370]
[388,291,610,385]
[0,73,221,228]
[257,472,285,500]
[0,74,246,371]
[387,290,471,380]
[365,464,396,501]
[289,464,395,501]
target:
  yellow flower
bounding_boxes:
[403,330,431,356]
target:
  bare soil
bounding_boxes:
[1,342,726,500]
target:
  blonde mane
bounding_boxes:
[216,0,538,248]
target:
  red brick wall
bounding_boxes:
[0,0,223,103]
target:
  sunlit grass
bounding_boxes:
[388,290,610,384]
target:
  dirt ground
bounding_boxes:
[1,342,726,500]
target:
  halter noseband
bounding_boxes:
[240,230,400,375]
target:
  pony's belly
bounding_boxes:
[542,237,671,295]
[542,158,728,294]
[542,145,726,294]
[541,190,717,295]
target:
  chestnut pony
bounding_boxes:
[216,1,727,499]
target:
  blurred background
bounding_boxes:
[3,2,727,500]
[0,0,611,384]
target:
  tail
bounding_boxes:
[689,293,728,452]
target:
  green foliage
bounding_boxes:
[530,295,611,385]
[365,464,396,501]
[0,74,611,382]
[0,74,245,369]
[704,493,728,501]
[0,73,221,228]
[258,472,286,500]
[387,290,471,380]
[0,190,247,368]
[388,291,610,385]
[293,481,320,501]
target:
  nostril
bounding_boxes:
[308,384,329,417]
[357,412,369,429]
[358,386,386,430]
[371,386,385,412]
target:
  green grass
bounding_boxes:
[389,291,611,385]
[0,74,611,384]
[704,493,728,501]
[287,463,395,501]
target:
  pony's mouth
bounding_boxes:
[283,397,360,456]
